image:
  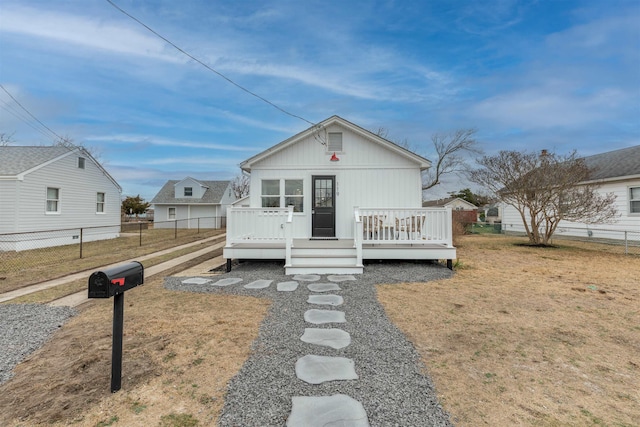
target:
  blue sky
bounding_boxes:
[1,0,638,200]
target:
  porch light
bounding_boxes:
[330,152,340,162]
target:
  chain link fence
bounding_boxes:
[0,216,225,292]
[474,222,640,256]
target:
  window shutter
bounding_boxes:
[328,132,342,152]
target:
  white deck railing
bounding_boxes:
[227,207,293,244]
[357,207,453,246]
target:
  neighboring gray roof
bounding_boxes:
[0,146,72,175]
[583,145,640,181]
[151,179,231,204]
[422,197,457,207]
[0,145,122,191]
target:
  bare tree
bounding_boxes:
[422,129,481,191]
[374,127,480,191]
[54,136,103,162]
[470,150,618,245]
[1,132,14,146]
[231,174,250,199]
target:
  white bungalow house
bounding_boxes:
[0,146,122,251]
[151,177,235,229]
[223,115,456,274]
[502,145,640,241]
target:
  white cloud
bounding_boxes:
[86,134,260,152]
[0,5,183,63]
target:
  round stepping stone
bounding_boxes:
[244,279,273,289]
[304,309,346,324]
[295,354,358,384]
[181,277,212,285]
[307,295,343,306]
[211,278,242,287]
[307,283,341,292]
[301,328,351,349]
[277,281,299,292]
[293,274,321,282]
[287,394,370,427]
[328,274,357,282]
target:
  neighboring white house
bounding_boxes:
[151,177,235,229]
[223,115,456,274]
[0,146,122,251]
[502,145,640,241]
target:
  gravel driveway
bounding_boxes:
[165,261,454,427]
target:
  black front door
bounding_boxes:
[312,175,335,238]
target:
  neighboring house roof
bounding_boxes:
[0,145,122,191]
[151,179,231,204]
[423,197,478,210]
[583,145,640,181]
[240,115,432,172]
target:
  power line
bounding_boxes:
[105,0,317,127]
[0,84,64,141]
[0,102,57,140]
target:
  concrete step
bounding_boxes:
[285,264,363,275]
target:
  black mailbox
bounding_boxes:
[88,261,144,298]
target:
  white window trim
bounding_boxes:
[261,178,305,213]
[96,192,105,214]
[45,187,61,215]
[168,206,177,220]
[629,186,640,216]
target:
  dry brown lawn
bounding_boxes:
[0,274,269,426]
[379,234,640,426]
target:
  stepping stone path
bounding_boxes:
[277,281,299,291]
[307,282,341,292]
[243,279,272,289]
[304,309,346,324]
[301,328,351,349]
[307,294,343,306]
[178,274,370,425]
[293,274,370,427]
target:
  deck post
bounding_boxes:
[447,259,453,270]
[226,258,232,272]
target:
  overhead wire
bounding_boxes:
[0,84,64,142]
[0,102,57,140]
[105,0,318,128]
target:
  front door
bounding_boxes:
[312,175,335,238]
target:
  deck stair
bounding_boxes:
[285,239,363,275]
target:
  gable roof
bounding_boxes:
[423,197,477,210]
[0,145,121,191]
[240,115,431,172]
[583,145,640,181]
[151,179,231,204]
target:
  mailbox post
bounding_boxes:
[88,261,143,392]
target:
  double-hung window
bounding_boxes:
[78,157,85,169]
[261,179,304,212]
[96,192,105,213]
[168,207,176,220]
[46,187,60,213]
[184,187,193,197]
[630,187,640,214]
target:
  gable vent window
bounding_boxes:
[78,157,85,169]
[328,132,343,152]
[184,187,193,197]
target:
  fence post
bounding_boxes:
[80,228,83,259]
[198,217,200,234]
[139,222,143,247]
[174,220,178,239]
[625,231,628,255]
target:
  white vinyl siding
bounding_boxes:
[46,187,60,213]
[630,187,640,214]
[96,192,105,213]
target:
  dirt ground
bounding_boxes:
[0,275,269,427]
[379,234,640,426]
